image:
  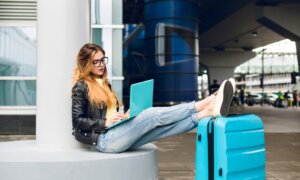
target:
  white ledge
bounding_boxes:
[0,140,158,180]
[91,24,124,29]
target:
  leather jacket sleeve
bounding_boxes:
[72,81,107,132]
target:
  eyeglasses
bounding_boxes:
[92,57,108,67]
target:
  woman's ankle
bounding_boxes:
[197,109,210,119]
[197,103,214,119]
[195,94,215,112]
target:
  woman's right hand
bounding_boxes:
[105,112,127,127]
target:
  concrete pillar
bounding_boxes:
[36,0,89,149]
[200,51,256,84]
[297,41,300,75]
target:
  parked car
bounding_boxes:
[245,94,262,106]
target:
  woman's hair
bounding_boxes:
[73,43,121,109]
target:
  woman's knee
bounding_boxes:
[100,134,134,153]
[97,142,128,153]
[101,147,125,153]
[143,107,159,116]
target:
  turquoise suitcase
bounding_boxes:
[195,114,266,180]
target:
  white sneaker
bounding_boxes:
[213,80,234,117]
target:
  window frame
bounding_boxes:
[0,21,37,115]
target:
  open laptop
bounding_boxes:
[105,79,154,130]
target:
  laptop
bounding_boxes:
[105,79,154,130]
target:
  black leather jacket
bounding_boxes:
[71,80,108,146]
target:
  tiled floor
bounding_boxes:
[0,105,299,179]
[154,105,300,180]
[153,133,300,180]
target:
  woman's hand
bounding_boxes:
[105,112,127,127]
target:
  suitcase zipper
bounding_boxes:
[207,117,216,180]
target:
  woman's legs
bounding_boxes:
[127,98,218,150]
[128,113,199,150]
[96,101,199,153]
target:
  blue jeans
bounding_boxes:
[96,101,199,153]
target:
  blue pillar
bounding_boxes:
[144,0,199,105]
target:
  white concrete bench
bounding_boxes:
[0,140,158,180]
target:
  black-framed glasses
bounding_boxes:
[92,57,109,67]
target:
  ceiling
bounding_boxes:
[123,0,299,51]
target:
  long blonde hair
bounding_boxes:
[73,43,121,109]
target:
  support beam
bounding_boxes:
[257,6,300,41]
[200,51,256,84]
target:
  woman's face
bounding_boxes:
[90,51,106,77]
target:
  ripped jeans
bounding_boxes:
[96,101,199,153]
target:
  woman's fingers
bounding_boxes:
[116,112,127,119]
[106,113,123,127]
[112,118,121,123]
[108,112,128,126]
[110,113,126,122]
[110,116,121,123]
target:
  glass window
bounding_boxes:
[156,23,198,66]
[92,28,103,47]
[0,27,36,76]
[0,26,36,106]
[0,80,36,106]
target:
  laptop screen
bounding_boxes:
[129,79,154,117]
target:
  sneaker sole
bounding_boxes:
[220,81,234,116]
[228,77,236,93]
[213,80,227,116]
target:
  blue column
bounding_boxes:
[144,0,199,105]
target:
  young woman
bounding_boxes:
[72,43,235,153]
